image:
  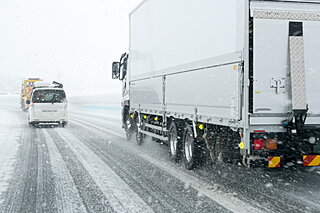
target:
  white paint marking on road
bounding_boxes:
[42,129,87,213]
[0,110,21,206]
[55,128,154,213]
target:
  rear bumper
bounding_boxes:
[30,118,67,122]
[251,155,320,168]
[268,155,320,168]
[30,120,68,126]
[250,131,320,167]
[30,113,68,123]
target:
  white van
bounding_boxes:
[28,82,68,127]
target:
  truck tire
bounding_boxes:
[209,129,239,164]
[134,119,143,146]
[168,121,183,162]
[60,122,67,127]
[183,125,200,170]
[124,115,132,141]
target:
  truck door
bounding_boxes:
[250,1,320,125]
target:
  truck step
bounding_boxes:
[139,129,168,141]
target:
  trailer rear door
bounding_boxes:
[251,1,320,125]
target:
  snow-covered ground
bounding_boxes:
[0,95,21,206]
[0,94,319,213]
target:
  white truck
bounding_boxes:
[112,0,320,169]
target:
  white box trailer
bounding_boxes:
[112,0,320,169]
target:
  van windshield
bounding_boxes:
[32,90,66,103]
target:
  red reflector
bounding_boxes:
[253,130,266,133]
[254,139,264,150]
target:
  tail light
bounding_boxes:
[254,139,264,150]
[265,139,278,150]
[254,138,278,150]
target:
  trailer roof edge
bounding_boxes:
[129,0,149,16]
[254,0,320,3]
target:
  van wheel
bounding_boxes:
[183,125,200,170]
[168,122,182,162]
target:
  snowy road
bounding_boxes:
[0,95,319,213]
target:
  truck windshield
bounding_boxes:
[32,90,66,103]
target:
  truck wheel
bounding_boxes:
[134,119,143,146]
[183,125,199,170]
[124,118,132,141]
[168,122,182,162]
[210,129,237,164]
[122,107,132,140]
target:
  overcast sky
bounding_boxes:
[0,0,141,94]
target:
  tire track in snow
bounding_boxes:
[46,129,115,213]
[35,128,57,213]
[2,127,57,213]
[53,127,154,213]
[67,122,232,213]
[70,115,320,213]
[41,129,86,213]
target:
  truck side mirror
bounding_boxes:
[112,62,120,79]
[26,100,30,105]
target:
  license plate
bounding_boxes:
[42,110,58,112]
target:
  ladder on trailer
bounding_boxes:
[287,21,308,133]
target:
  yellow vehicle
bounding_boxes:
[20,78,42,111]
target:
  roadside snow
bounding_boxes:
[0,108,20,206]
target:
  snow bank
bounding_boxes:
[0,108,21,205]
